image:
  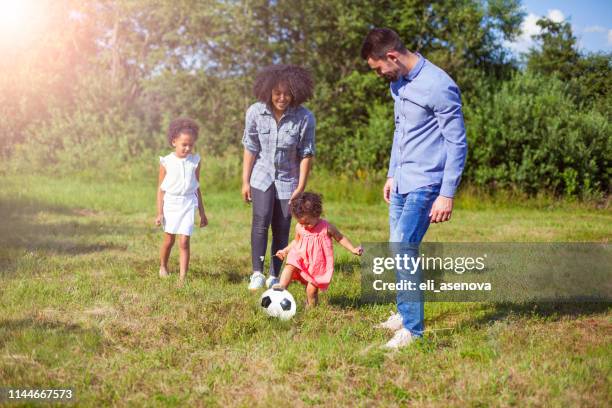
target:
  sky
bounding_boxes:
[508,0,612,54]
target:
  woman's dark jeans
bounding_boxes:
[251,185,292,277]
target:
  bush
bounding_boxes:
[464,73,610,197]
[11,107,154,180]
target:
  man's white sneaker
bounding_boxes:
[383,328,414,349]
[248,272,266,290]
[375,312,403,331]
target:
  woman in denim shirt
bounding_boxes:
[241,65,316,290]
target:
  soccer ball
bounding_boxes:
[260,288,297,320]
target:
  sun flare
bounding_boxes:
[0,0,45,49]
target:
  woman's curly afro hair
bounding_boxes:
[290,192,323,219]
[253,64,314,107]
[167,117,199,146]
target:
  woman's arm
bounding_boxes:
[290,112,316,202]
[289,156,312,203]
[328,223,363,256]
[155,165,166,226]
[297,156,313,191]
[242,149,257,203]
[241,105,261,203]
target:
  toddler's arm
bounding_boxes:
[276,229,301,260]
[328,223,363,256]
[155,165,166,226]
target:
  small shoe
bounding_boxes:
[248,272,266,290]
[266,276,280,289]
[383,328,414,350]
[159,267,169,278]
[375,312,403,331]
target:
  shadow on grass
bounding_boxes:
[468,301,612,327]
[0,318,104,365]
[189,256,248,283]
[0,197,144,255]
[328,294,373,309]
[328,294,612,320]
[0,196,149,278]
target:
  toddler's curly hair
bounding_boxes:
[253,64,314,107]
[290,192,323,219]
[167,117,199,146]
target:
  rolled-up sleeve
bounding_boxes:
[434,84,467,198]
[297,112,316,158]
[242,105,261,154]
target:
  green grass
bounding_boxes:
[0,172,610,406]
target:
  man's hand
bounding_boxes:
[383,178,393,204]
[155,214,163,226]
[241,182,252,203]
[429,196,453,223]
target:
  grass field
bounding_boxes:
[1,170,610,407]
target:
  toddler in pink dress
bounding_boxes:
[274,192,363,307]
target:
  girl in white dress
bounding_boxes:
[155,118,208,284]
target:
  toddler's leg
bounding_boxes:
[306,283,319,308]
[159,233,175,277]
[178,235,190,283]
[275,264,299,289]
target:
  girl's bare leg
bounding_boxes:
[178,235,190,283]
[275,264,299,289]
[306,283,319,308]
[159,233,175,277]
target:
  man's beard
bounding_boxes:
[383,72,399,82]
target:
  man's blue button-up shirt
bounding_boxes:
[388,54,467,198]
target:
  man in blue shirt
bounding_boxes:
[361,28,468,349]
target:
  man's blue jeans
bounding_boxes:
[389,184,440,337]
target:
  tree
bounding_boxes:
[526,17,580,82]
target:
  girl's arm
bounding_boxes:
[276,229,301,260]
[195,163,208,227]
[155,165,166,226]
[328,223,363,256]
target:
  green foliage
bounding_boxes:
[2,0,610,198]
[13,105,152,179]
[569,52,612,117]
[526,17,612,117]
[527,18,580,81]
[464,72,611,197]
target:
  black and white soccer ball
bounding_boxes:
[260,288,297,320]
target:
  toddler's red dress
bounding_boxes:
[286,219,334,291]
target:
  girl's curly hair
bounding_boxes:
[290,192,323,219]
[167,117,199,146]
[253,64,314,107]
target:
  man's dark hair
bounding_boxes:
[290,192,323,219]
[167,117,199,146]
[360,28,407,60]
[253,64,314,107]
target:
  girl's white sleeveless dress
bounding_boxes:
[159,153,200,236]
